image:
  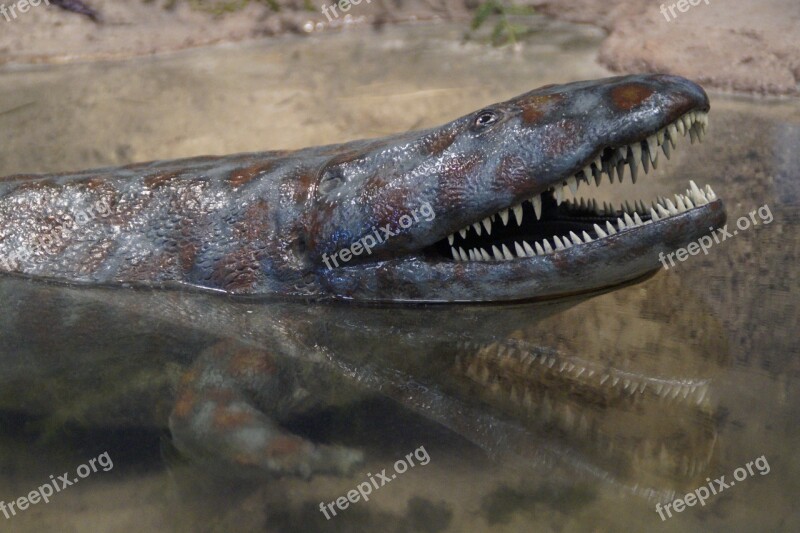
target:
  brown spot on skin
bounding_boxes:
[179,368,200,388]
[610,83,655,111]
[520,94,564,125]
[228,350,276,378]
[265,436,306,458]
[212,407,255,431]
[542,119,584,158]
[144,170,183,189]
[422,128,458,156]
[292,171,317,204]
[228,160,276,188]
[493,155,528,192]
[173,390,195,419]
[211,248,262,293]
[178,240,199,272]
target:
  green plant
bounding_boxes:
[469,1,537,47]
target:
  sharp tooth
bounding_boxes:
[499,209,510,226]
[684,196,695,208]
[689,127,698,144]
[543,239,554,253]
[451,247,459,260]
[582,166,592,183]
[604,201,613,215]
[606,221,617,235]
[676,118,685,135]
[531,195,542,220]
[667,123,678,144]
[554,186,563,205]
[637,200,647,213]
[523,241,536,257]
[535,242,545,255]
[607,161,617,183]
[468,249,476,261]
[501,244,514,260]
[682,115,692,133]
[690,180,703,200]
[482,217,493,235]
[458,247,468,261]
[629,152,639,183]
[513,204,524,225]
[479,248,491,261]
[650,208,660,222]
[472,222,482,236]
[646,136,658,161]
[675,195,687,212]
[616,158,626,183]
[656,129,665,145]
[582,231,592,243]
[491,245,503,261]
[553,236,565,250]
[623,212,635,227]
[569,231,582,245]
[697,127,705,142]
[617,217,627,230]
[705,184,716,200]
[593,166,602,186]
[591,199,599,213]
[624,200,633,213]
[617,146,628,162]
[662,140,671,159]
[594,155,602,170]
[633,212,644,226]
[514,242,526,258]
[448,234,455,245]
[459,228,468,239]
[631,143,642,165]
[567,176,578,195]
[665,198,678,215]
[594,223,608,238]
[657,204,670,218]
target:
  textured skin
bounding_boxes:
[0,74,721,301]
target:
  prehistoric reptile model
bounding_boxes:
[0,74,724,301]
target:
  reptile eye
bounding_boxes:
[473,110,500,130]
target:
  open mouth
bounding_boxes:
[430,110,716,262]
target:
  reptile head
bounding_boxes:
[311,74,724,302]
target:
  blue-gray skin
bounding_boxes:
[0,74,724,302]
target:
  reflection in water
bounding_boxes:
[0,271,727,530]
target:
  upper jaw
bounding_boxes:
[433,107,713,264]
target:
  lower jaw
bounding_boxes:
[324,200,725,303]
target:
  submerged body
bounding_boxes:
[0,74,724,301]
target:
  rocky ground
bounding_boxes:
[0,0,797,96]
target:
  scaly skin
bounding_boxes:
[0,74,724,302]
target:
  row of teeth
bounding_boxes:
[457,352,714,478]
[449,181,717,262]
[446,110,710,260]
[455,340,712,405]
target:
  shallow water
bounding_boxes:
[0,20,799,533]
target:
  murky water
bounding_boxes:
[0,20,799,533]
